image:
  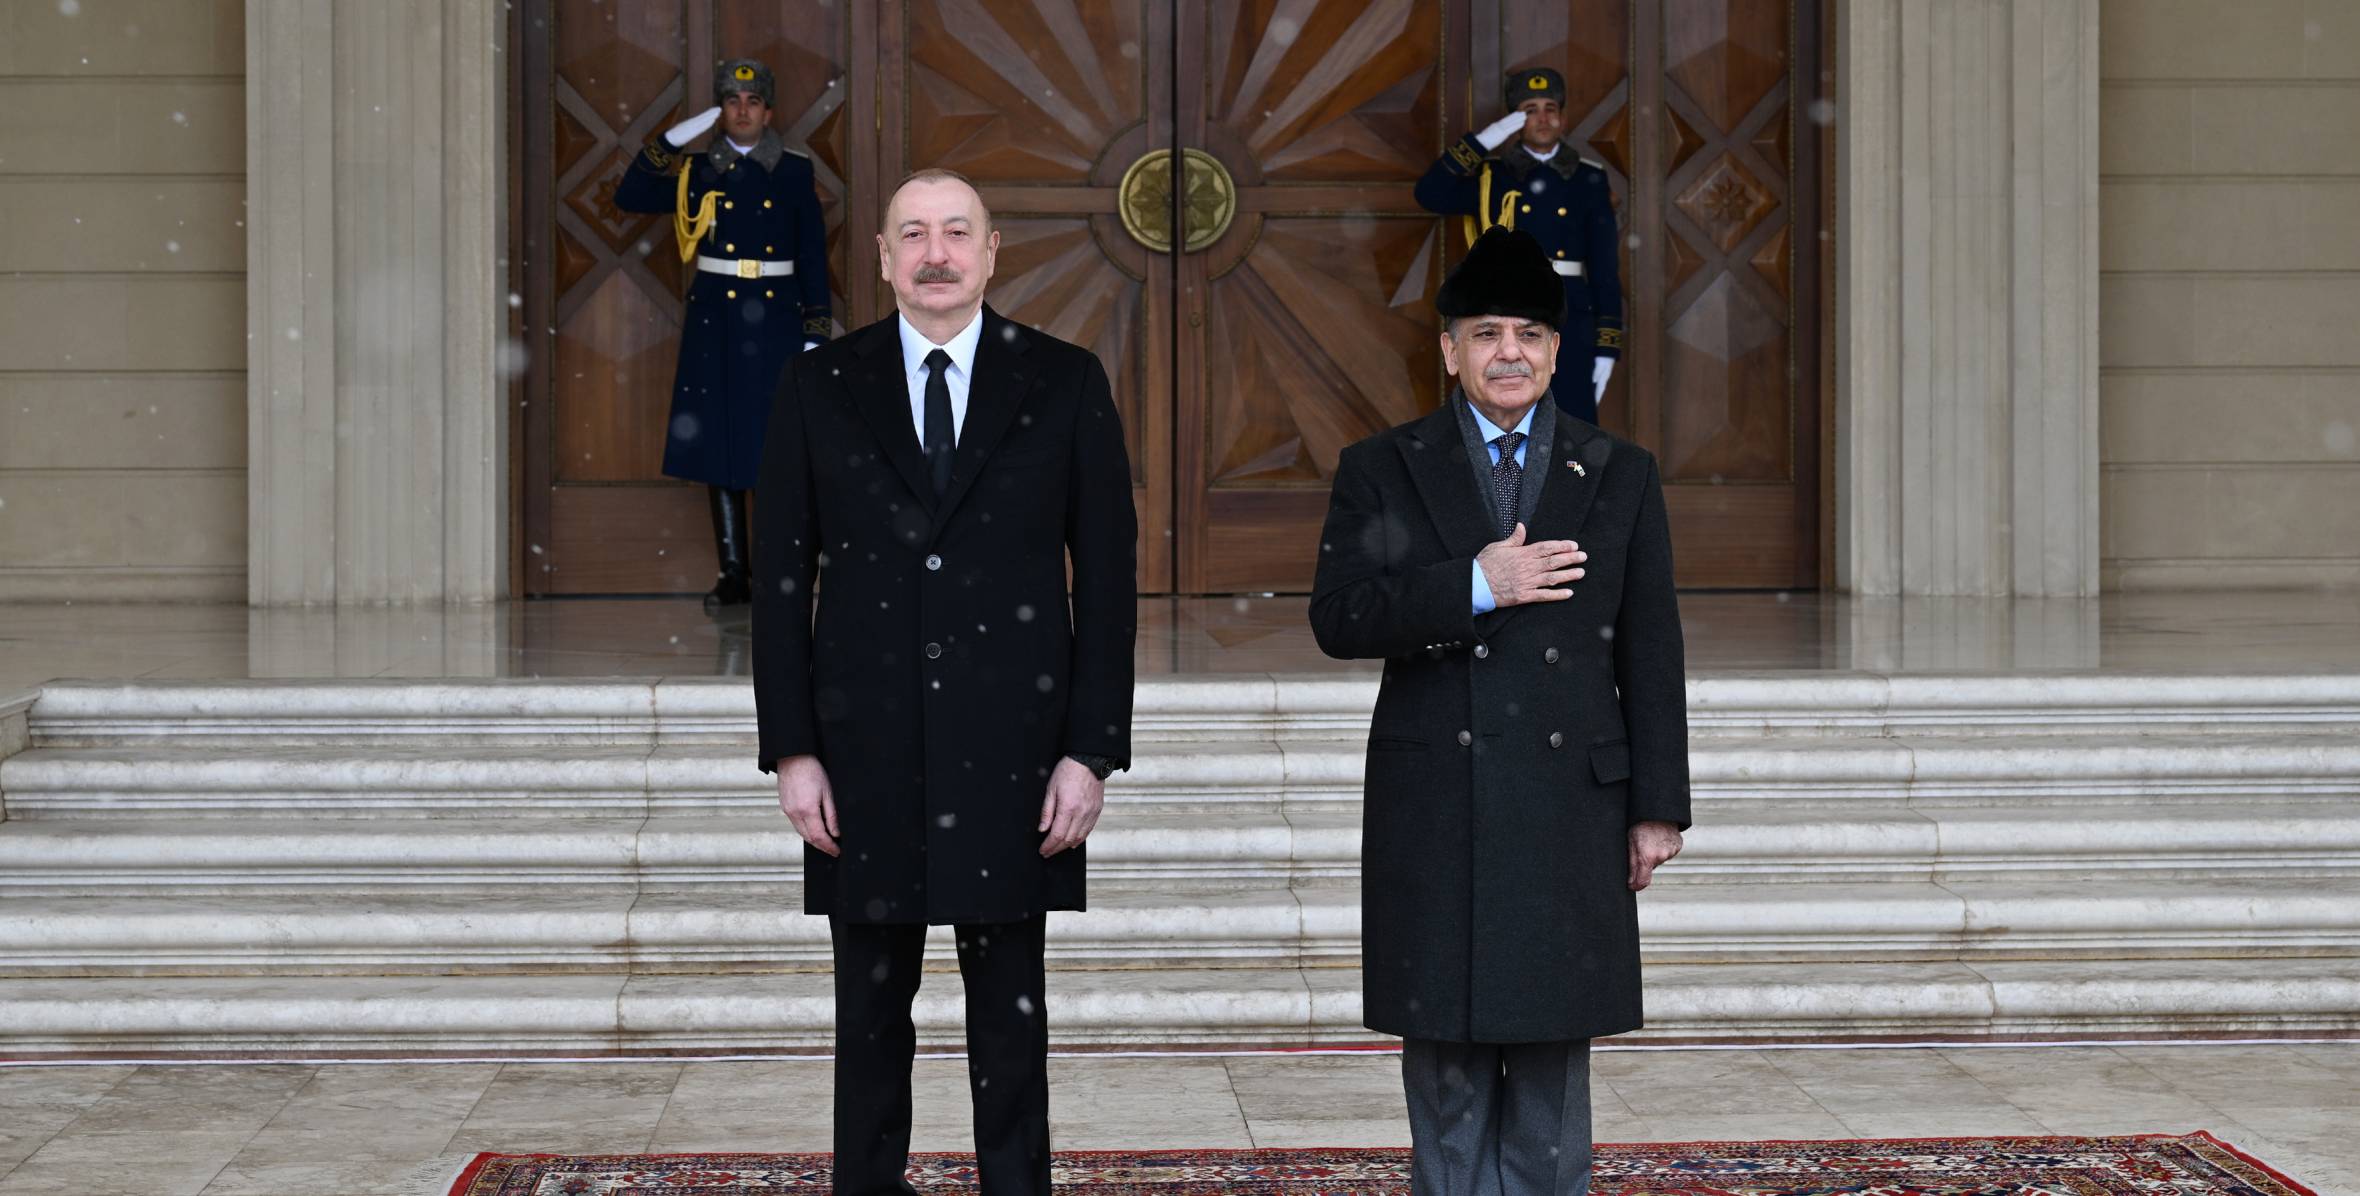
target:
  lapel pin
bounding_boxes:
[1567,460,1586,477]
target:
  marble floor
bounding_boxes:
[5,589,2360,697]
[0,1043,2350,1195]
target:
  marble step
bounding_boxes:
[5,803,2359,895]
[0,955,2353,1055]
[3,876,2356,976]
[26,673,2360,749]
[11,732,2359,820]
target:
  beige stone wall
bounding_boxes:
[0,0,247,601]
[2100,0,2360,588]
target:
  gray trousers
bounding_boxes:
[1401,1038,1592,1196]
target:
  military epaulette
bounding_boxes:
[1579,155,1607,172]
[781,144,810,160]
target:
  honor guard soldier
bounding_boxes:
[1416,67,1625,425]
[615,59,834,613]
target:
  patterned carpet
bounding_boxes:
[438,1133,2314,1194]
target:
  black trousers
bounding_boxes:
[829,915,1050,1196]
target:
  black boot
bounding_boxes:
[702,485,752,614]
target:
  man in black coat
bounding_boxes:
[615,59,834,613]
[752,168,1137,1196]
[1310,227,1688,1196]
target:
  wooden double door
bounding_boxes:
[519,1,1825,595]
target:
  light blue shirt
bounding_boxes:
[898,308,985,449]
[1469,402,1534,614]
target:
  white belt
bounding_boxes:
[1551,260,1586,278]
[696,255,796,279]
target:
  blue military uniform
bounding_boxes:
[612,59,833,612]
[614,126,832,488]
[1416,68,1624,425]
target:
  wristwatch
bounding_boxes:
[1066,753,1121,781]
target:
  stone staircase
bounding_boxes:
[1,673,2357,1055]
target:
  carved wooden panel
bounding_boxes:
[1180,0,1450,591]
[1656,0,1794,485]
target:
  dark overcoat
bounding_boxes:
[1309,402,1689,1043]
[751,308,1138,925]
[613,132,833,489]
[1415,140,1625,424]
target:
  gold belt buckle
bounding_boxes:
[736,258,760,279]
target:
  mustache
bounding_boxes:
[1483,360,1535,379]
[912,264,963,284]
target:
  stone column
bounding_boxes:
[1835,0,2099,596]
[244,0,507,604]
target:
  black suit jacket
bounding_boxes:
[752,307,1138,924]
[1309,402,1688,1043]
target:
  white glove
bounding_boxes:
[1475,110,1528,151]
[664,106,722,148]
[1592,357,1615,406]
[802,339,822,353]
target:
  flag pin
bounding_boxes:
[1567,460,1586,477]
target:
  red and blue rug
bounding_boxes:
[438,1132,2314,1194]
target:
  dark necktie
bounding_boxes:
[923,348,954,499]
[1490,431,1525,538]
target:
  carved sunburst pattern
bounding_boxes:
[1198,0,1445,486]
[985,218,1149,484]
[1206,0,1441,180]
[907,0,1147,182]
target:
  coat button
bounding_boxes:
[1457,730,1473,746]
[1549,732,1565,748]
[763,199,774,208]
[1520,204,1532,213]
[1473,644,1489,659]
[725,243,736,252]
[1557,207,1568,216]
[925,554,942,571]
[924,642,943,659]
[1544,647,1561,664]
[723,200,734,210]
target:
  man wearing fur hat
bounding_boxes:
[1310,227,1689,1195]
[1417,67,1625,426]
[615,59,835,613]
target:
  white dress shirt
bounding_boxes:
[898,308,985,450]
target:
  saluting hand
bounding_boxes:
[1477,523,1586,607]
[1476,109,1528,151]
[664,105,722,148]
[1038,757,1105,858]
[1628,820,1683,891]
[777,754,840,857]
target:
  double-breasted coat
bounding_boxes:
[1309,401,1690,1043]
[613,130,833,489]
[751,308,1138,925]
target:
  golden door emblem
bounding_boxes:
[1117,148,1237,254]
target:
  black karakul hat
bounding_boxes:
[1437,228,1565,329]
[714,59,775,107]
[1506,66,1566,109]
